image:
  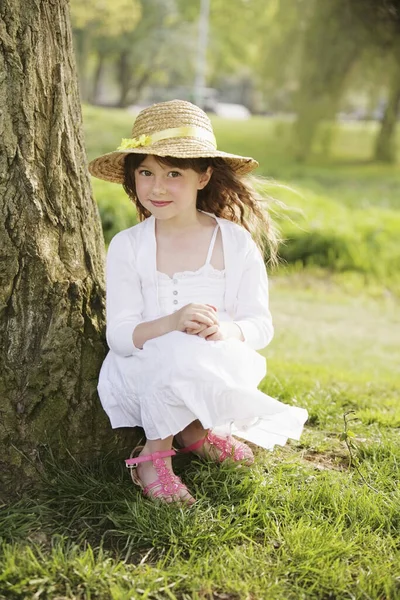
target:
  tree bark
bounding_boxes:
[0,0,114,494]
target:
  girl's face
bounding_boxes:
[134,155,212,220]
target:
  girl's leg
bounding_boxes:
[179,420,208,447]
[136,436,195,504]
[177,420,218,459]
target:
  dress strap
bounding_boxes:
[205,225,219,265]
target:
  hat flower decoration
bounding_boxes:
[118,134,152,150]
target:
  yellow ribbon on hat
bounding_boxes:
[117,125,217,151]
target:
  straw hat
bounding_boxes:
[88,99,258,183]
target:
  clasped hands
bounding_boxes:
[173,303,225,342]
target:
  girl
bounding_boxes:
[89,100,308,506]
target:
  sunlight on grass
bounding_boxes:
[266,278,400,380]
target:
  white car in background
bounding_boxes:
[214,103,251,120]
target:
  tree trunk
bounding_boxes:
[293,0,364,161]
[117,49,132,108]
[374,44,400,163]
[90,49,106,105]
[0,0,117,494]
[129,69,153,106]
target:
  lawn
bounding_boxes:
[1,277,399,599]
[1,109,399,599]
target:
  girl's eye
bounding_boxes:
[138,169,152,176]
[168,171,181,178]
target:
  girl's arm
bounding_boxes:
[132,315,174,349]
[106,233,183,354]
[105,232,145,356]
[232,238,274,350]
[133,303,217,349]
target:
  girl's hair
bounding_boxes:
[123,154,280,266]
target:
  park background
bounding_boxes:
[1,0,400,598]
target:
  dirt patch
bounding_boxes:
[301,448,350,471]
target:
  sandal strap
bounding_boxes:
[125,448,176,468]
[143,474,186,497]
[207,432,250,461]
[178,436,207,454]
[178,430,253,463]
[206,432,233,461]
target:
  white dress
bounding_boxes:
[98,224,308,448]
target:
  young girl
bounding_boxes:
[89,99,308,505]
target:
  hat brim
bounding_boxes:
[88,142,259,184]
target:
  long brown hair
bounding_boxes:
[123,154,280,266]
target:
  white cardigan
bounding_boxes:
[105,213,274,356]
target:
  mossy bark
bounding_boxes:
[0,0,130,495]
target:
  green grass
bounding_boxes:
[1,442,399,599]
[1,277,399,599]
[1,108,399,599]
[266,273,400,381]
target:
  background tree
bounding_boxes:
[252,0,308,112]
[292,0,367,161]
[70,0,196,107]
[374,41,400,162]
[351,0,400,162]
[113,0,196,108]
[67,0,400,167]
[70,0,142,102]
[292,0,400,162]
[0,0,111,493]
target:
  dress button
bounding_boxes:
[173,279,178,285]
[173,290,178,295]
[173,300,178,305]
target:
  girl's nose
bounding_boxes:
[152,176,166,196]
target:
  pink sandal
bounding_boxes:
[125,446,195,505]
[178,431,254,465]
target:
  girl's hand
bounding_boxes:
[197,324,225,341]
[185,304,218,335]
[196,321,243,342]
[172,303,218,333]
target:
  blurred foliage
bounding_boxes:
[113,0,197,107]
[273,186,400,281]
[292,0,367,160]
[70,0,142,102]
[70,0,400,163]
[94,178,138,241]
[70,0,141,35]
[292,0,400,161]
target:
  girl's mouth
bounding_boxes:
[150,201,172,207]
